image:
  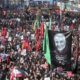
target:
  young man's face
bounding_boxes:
[54,33,66,52]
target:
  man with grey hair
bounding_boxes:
[54,33,66,52]
[51,33,71,70]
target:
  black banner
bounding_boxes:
[48,30,72,70]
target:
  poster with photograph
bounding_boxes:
[48,30,72,70]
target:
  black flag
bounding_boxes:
[48,30,72,71]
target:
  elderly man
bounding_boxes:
[51,32,72,70]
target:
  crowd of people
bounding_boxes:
[0,6,80,80]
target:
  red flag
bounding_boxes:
[36,40,41,51]
[40,22,44,39]
[35,28,40,40]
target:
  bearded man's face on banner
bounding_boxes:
[48,30,72,70]
[54,33,66,52]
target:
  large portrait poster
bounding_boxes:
[48,30,72,70]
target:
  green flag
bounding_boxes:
[43,22,48,52]
[49,17,52,30]
[33,16,40,30]
[43,25,51,64]
[43,28,46,52]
